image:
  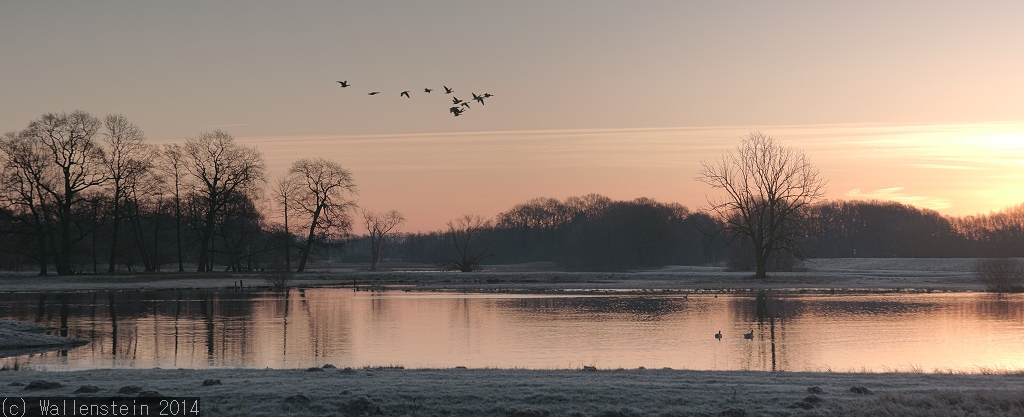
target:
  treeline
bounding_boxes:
[0,111,353,275]
[4,111,1024,275]
[344,198,1024,272]
[806,200,1024,259]
[342,195,726,271]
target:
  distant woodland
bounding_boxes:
[3,112,1024,275]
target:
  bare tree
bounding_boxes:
[101,114,153,272]
[289,158,357,272]
[23,111,106,275]
[271,174,302,271]
[183,130,266,272]
[973,258,1024,293]
[158,143,187,272]
[443,214,495,272]
[362,209,405,271]
[0,131,55,275]
[696,132,826,278]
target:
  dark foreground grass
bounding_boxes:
[2,368,1023,416]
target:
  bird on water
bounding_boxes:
[715,331,722,340]
[744,331,754,339]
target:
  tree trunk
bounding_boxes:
[296,205,322,273]
[197,208,217,272]
[107,189,121,273]
[36,227,48,276]
[151,212,161,272]
[57,200,73,276]
[283,199,291,272]
[370,234,380,271]
[174,194,183,272]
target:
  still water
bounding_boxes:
[1,289,1022,372]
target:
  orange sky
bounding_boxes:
[4,3,1024,231]
[236,122,1024,231]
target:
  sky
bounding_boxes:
[2,1,1024,231]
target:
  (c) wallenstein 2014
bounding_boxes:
[15,397,200,417]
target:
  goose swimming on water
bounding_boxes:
[744,331,754,340]
[715,331,722,340]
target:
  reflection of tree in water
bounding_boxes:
[0,289,260,367]
[969,294,1024,321]
[501,296,686,319]
[729,291,796,372]
[813,300,938,316]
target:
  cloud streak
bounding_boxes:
[846,187,952,211]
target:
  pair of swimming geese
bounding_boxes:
[715,331,755,340]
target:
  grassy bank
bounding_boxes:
[2,367,1023,416]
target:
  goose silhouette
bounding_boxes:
[715,331,722,340]
[424,88,433,93]
[444,85,454,94]
[368,92,380,95]
[400,91,410,98]
[744,331,754,340]
[337,81,350,88]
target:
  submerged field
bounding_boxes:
[0,258,991,293]
[0,258,1016,415]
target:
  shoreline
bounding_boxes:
[2,367,1022,416]
[0,258,989,294]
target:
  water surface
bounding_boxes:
[1,289,1022,372]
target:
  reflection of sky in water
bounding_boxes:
[1,290,1022,373]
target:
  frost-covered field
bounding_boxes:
[2,367,1023,416]
[0,258,994,293]
[0,320,86,358]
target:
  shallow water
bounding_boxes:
[1,289,1022,372]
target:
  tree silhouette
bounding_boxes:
[183,130,266,272]
[288,158,356,272]
[443,214,495,272]
[362,209,405,271]
[697,132,826,278]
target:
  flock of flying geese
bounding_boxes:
[337,80,494,117]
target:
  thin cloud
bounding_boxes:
[846,187,952,211]
[193,123,248,128]
[910,163,986,171]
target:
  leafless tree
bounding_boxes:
[443,214,495,272]
[125,165,165,272]
[101,114,153,272]
[271,174,302,271]
[288,158,357,272]
[183,130,266,272]
[22,111,107,275]
[158,143,187,272]
[973,258,1024,293]
[696,132,826,278]
[0,131,55,275]
[362,209,405,271]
